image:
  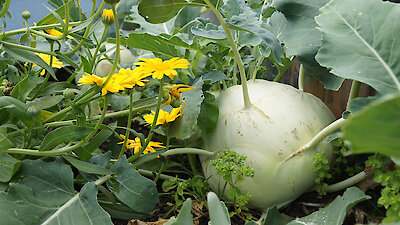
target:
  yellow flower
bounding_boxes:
[134,57,190,80]
[143,106,183,126]
[114,68,149,89]
[162,84,197,106]
[43,20,73,38]
[118,134,164,155]
[102,9,114,25]
[33,53,63,75]
[78,68,149,95]
[78,73,104,86]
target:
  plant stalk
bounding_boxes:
[346,80,361,110]
[203,0,252,109]
[325,171,366,193]
[298,64,305,91]
[283,118,349,162]
[128,80,164,162]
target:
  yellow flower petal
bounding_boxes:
[134,57,190,80]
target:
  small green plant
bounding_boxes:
[210,149,255,222]
[366,154,400,223]
[312,151,332,195]
[162,175,209,216]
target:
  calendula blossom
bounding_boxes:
[102,9,114,25]
[162,84,197,106]
[78,67,148,95]
[143,106,183,126]
[43,20,73,38]
[118,134,164,155]
[134,57,190,80]
[32,53,63,75]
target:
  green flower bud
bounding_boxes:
[27,106,41,118]
[170,97,182,108]
[22,10,31,20]
[63,88,75,100]
[99,45,107,53]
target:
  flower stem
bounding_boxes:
[30,0,70,41]
[64,0,105,56]
[90,26,108,73]
[283,118,349,162]
[203,0,252,109]
[128,80,164,163]
[7,96,110,156]
[118,89,134,159]
[101,5,120,88]
[0,0,10,18]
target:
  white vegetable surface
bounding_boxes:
[201,79,335,209]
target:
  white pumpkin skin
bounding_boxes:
[200,79,335,209]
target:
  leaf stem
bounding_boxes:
[346,80,360,110]
[325,171,366,193]
[203,0,252,109]
[162,148,215,157]
[298,64,305,91]
[283,118,348,162]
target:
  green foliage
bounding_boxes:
[109,156,159,214]
[366,154,400,223]
[272,0,344,90]
[162,175,209,215]
[312,152,332,195]
[287,187,370,225]
[210,149,255,220]
[0,159,113,225]
[343,95,400,158]
[315,0,400,94]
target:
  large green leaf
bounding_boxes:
[197,92,219,134]
[287,187,369,225]
[0,127,13,152]
[207,192,231,225]
[108,156,159,214]
[27,95,64,109]
[121,33,180,57]
[2,39,56,79]
[222,0,283,63]
[138,0,201,24]
[0,96,34,128]
[170,78,204,140]
[39,125,93,151]
[165,198,194,225]
[262,206,292,225]
[0,159,113,225]
[272,0,343,90]
[315,0,400,94]
[62,155,112,175]
[343,95,400,158]
[0,154,21,182]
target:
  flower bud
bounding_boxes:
[63,88,75,100]
[101,9,114,25]
[27,106,41,118]
[22,10,31,20]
